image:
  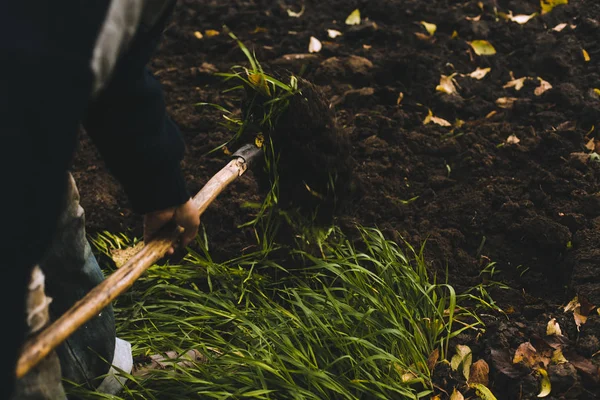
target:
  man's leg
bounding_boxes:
[40,173,132,394]
[10,266,67,400]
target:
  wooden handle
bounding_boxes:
[16,156,251,378]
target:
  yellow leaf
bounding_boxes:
[193,31,203,39]
[450,344,473,380]
[551,349,568,364]
[436,74,458,95]
[594,88,600,96]
[449,388,465,400]
[469,40,496,55]
[583,49,591,62]
[396,92,404,105]
[546,318,562,336]
[451,30,459,39]
[468,383,498,400]
[248,73,271,97]
[421,21,437,36]
[345,9,361,25]
[541,0,569,15]
[536,368,552,397]
[485,110,498,119]
[469,67,491,79]
[255,134,265,148]
[222,146,232,155]
[204,29,220,37]
[308,36,322,53]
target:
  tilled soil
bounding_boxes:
[72,0,600,398]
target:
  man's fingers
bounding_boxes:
[179,215,200,247]
[173,199,200,248]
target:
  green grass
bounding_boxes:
[68,31,499,400]
[70,225,493,400]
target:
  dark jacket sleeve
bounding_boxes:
[83,2,190,214]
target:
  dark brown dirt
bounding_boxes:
[72,0,600,398]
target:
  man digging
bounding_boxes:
[1,1,199,398]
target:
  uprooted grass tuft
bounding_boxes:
[196,28,354,229]
[73,226,496,400]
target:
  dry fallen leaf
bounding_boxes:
[193,31,203,39]
[504,72,528,91]
[466,15,482,21]
[400,370,418,382]
[486,110,498,119]
[423,108,452,127]
[468,359,490,386]
[287,5,305,18]
[504,11,538,24]
[327,29,342,38]
[427,348,440,372]
[541,0,569,15]
[345,8,361,25]
[496,97,518,109]
[546,318,563,336]
[513,342,538,368]
[449,388,465,400]
[204,29,219,37]
[110,242,145,268]
[414,32,435,41]
[563,295,595,331]
[535,78,553,95]
[420,21,437,36]
[552,22,568,31]
[469,40,496,55]
[506,135,520,144]
[512,13,538,24]
[585,138,595,151]
[436,74,459,95]
[469,67,491,79]
[308,36,322,53]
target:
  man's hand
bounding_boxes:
[143,198,200,255]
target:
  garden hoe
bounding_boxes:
[16,144,262,379]
[16,76,353,379]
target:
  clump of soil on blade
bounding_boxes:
[241,73,354,223]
